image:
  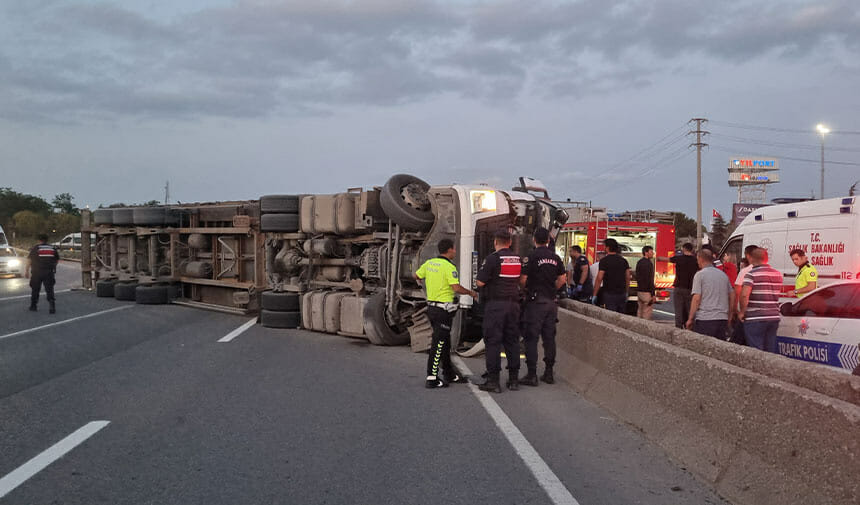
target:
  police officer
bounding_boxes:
[27,234,60,313]
[415,238,478,389]
[475,228,522,393]
[789,248,817,298]
[520,228,566,386]
[568,245,592,301]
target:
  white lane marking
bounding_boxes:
[217,317,258,342]
[654,309,674,316]
[0,421,110,499]
[0,305,133,340]
[0,289,72,302]
[453,357,581,505]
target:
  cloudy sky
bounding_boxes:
[2,0,859,221]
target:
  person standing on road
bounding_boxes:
[720,251,738,284]
[635,246,656,320]
[589,250,606,298]
[789,249,817,298]
[592,239,631,314]
[738,247,782,353]
[26,234,60,314]
[520,228,566,386]
[686,249,735,339]
[658,243,698,328]
[475,229,522,393]
[414,239,478,389]
[567,245,591,301]
[730,246,758,346]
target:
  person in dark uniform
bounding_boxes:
[475,228,522,393]
[520,227,567,386]
[26,234,60,313]
[567,245,592,301]
[414,239,478,389]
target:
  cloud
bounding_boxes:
[0,0,857,122]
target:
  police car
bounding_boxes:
[0,247,24,277]
[777,280,860,372]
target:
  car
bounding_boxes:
[0,247,24,277]
[777,280,860,373]
[52,232,95,251]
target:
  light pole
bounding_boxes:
[817,123,830,199]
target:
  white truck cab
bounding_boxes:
[0,225,8,248]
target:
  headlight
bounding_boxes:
[8,259,20,268]
[470,190,497,213]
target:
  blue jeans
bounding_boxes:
[743,320,779,353]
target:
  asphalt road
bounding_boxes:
[0,292,729,505]
[0,260,82,302]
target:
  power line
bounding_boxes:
[710,119,860,135]
[710,132,860,153]
[709,145,860,167]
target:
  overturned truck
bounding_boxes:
[81,175,568,347]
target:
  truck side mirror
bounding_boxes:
[779,302,794,317]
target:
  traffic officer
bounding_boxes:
[520,228,566,386]
[568,245,591,301]
[27,234,60,313]
[414,238,478,389]
[475,228,522,393]
[789,248,817,298]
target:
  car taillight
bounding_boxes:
[659,290,670,298]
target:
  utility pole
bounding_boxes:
[816,123,829,199]
[164,180,170,205]
[689,118,709,247]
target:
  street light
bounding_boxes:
[816,123,830,199]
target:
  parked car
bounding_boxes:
[0,247,24,277]
[777,281,860,372]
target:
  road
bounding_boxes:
[0,290,729,505]
[0,260,82,303]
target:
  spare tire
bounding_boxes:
[261,291,300,312]
[95,279,117,297]
[261,213,300,232]
[93,209,114,225]
[113,208,134,226]
[136,284,170,304]
[363,291,409,346]
[164,208,182,227]
[261,310,301,329]
[380,174,434,232]
[133,207,166,226]
[260,195,300,214]
[114,282,138,301]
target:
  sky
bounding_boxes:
[1,0,859,223]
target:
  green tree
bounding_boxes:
[49,213,81,238]
[52,193,80,216]
[710,214,729,250]
[12,210,47,238]
[142,200,161,206]
[672,212,705,241]
[0,188,51,231]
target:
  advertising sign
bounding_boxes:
[731,203,766,226]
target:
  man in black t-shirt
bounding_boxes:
[520,228,566,386]
[635,246,656,320]
[592,238,631,313]
[658,243,699,328]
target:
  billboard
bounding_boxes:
[728,157,780,187]
[732,203,767,226]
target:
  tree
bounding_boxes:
[49,213,81,238]
[52,193,80,216]
[12,210,47,238]
[671,212,705,241]
[710,214,729,250]
[0,188,51,231]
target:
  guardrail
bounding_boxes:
[556,299,860,505]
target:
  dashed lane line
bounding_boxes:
[217,317,258,342]
[0,305,133,341]
[0,421,110,499]
[0,289,72,302]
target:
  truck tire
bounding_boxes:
[133,207,166,226]
[261,310,301,328]
[167,283,182,300]
[380,174,434,232]
[261,213,300,232]
[363,292,409,346]
[113,208,134,226]
[261,291,300,311]
[136,284,170,304]
[114,282,138,301]
[93,209,114,225]
[95,279,117,297]
[260,195,300,214]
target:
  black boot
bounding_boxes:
[541,366,555,384]
[506,370,519,391]
[49,301,56,314]
[477,372,502,393]
[425,376,448,389]
[443,369,468,384]
[520,369,539,387]
[28,304,37,312]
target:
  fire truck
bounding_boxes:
[553,206,676,312]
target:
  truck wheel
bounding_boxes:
[261,310,301,328]
[136,285,170,304]
[93,209,114,225]
[112,208,134,226]
[363,292,410,346]
[261,213,300,232]
[261,291,300,311]
[114,282,138,301]
[380,174,434,232]
[95,279,117,297]
[167,283,182,300]
[133,207,166,226]
[260,195,300,214]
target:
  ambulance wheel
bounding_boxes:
[114,282,138,301]
[261,213,300,232]
[135,284,170,305]
[380,174,434,232]
[363,291,410,346]
[260,195,301,214]
[95,279,117,297]
[261,291,300,311]
[261,310,301,329]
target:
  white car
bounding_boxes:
[0,247,24,277]
[777,281,860,372]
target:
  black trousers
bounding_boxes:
[673,288,692,328]
[602,291,626,314]
[522,301,558,370]
[426,306,454,378]
[693,319,728,340]
[30,271,56,307]
[483,300,520,375]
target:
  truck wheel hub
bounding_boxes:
[400,183,430,211]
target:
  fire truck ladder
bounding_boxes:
[594,215,610,253]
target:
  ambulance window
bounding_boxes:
[721,237,743,270]
[844,286,860,319]
[793,285,858,318]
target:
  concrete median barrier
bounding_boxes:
[555,300,860,505]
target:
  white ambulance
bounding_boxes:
[720,196,860,371]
